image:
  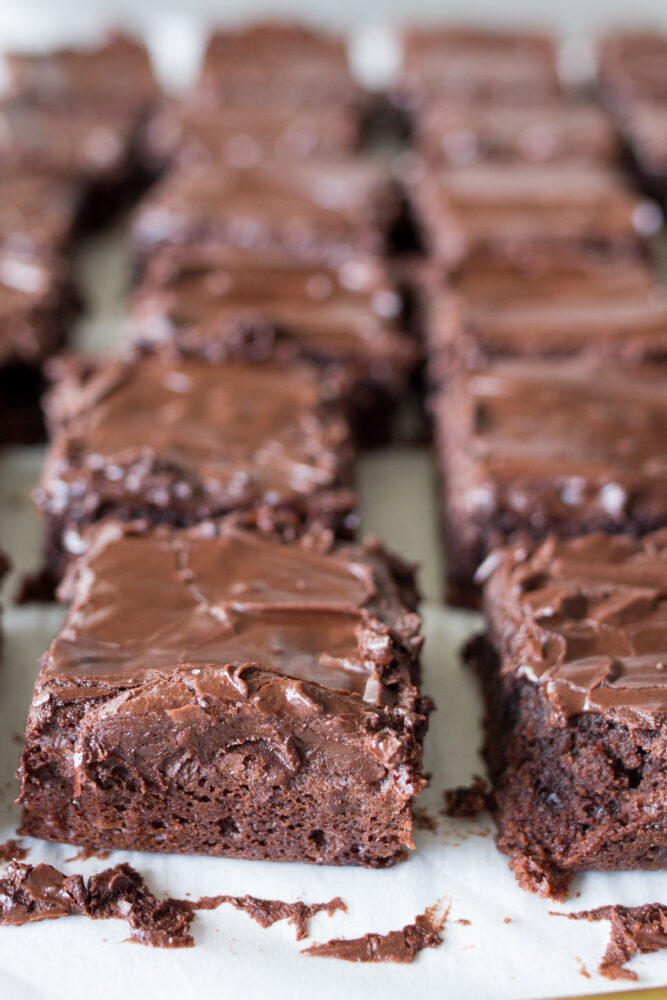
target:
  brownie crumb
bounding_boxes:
[66,847,111,863]
[442,776,489,818]
[455,918,471,926]
[0,839,29,863]
[509,852,573,902]
[192,893,346,941]
[0,862,194,948]
[302,900,449,963]
[576,957,590,979]
[552,903,667,982]
[503,917,512,925]
[412,807,438,832]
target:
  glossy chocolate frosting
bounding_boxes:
[128,246,413,387]
[441,358,667,532]
[411,161,660,265]
[481,531,667,725]
[429,260,667,365]
[418,100,619,166]
[131,160,398,262]
[144,100,358,171]
[39,353,354,522]
[7,33,157,115]
[49,520,422,707]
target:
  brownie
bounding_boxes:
[128,245,417,443]
[131,160,399,265]
[408,161,660,269]
[0,253,79,444]
[469,530,667,892]
[197,22,360,110]
[7,33,157,119]
[414,99,620,166]
[35,353,357,585]
[430,358,667,606]
[18,519,429,867]
[142,100,360,174]
[423,254,667,378]
[620,101,667,204]
[0,166,82,262]
[598,31,667,110]
[0,547,8,657]
[397,27,560,112]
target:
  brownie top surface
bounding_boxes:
[445,359,667,524]
[482,530,667,724]
[130,245,407,364]
[132,161,394,259]
[45,520,420,707]
[41,354,351,513]
[145,100,357,167]
[418,100,618,164]
[8,33,156,112]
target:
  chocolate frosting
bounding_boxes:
[7,33,156,115]
[430,260,667,364]
[129,246,413,387]
[482,531,667,725]
[302,901,448,962]
[0,167,80,259]
[39,353,354,522]
[131,160,397,261]
[418,100,619,165]
[48,520,422,705]
[442,358,667,533]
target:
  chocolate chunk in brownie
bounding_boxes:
[407,161,659,269]
[18,519,428,867]
[35,352,357,584]
[468,530,667,896]
[430,358,667,605]
[131,159,400,265]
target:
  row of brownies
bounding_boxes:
[397,27,667,897]
[12,26,431,868]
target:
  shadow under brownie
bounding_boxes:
[467,530,667,898]
[18,519,429,867]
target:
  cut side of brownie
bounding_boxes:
[18,520,429,867]
[468,530,667,896]
[35,353,357,587]
[430,358,667,606]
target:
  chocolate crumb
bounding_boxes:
[0,839,29,863]
[509,852,573,902]
[412,807,437,832]
[503,917,512,924]
[192,894,346,941]
[0,862,194,948]
[552,903,667,982]
[442,776,489,818]
[576,957,590,979]
[66,847,111,863]
[302,900,449,963]
[455,918,471,926]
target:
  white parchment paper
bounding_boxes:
[1,18,666,1000]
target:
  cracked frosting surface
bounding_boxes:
[47,521,422,706]
[482,530,667,724]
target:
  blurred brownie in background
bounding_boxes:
[430,358,667,605]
